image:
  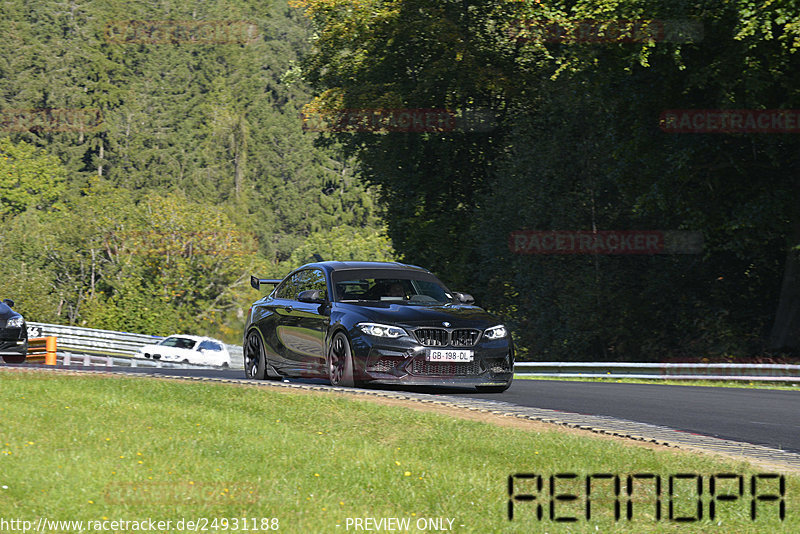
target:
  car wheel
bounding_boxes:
[245,332,267,380]
[328,331,355,387]
[2,355,25,364]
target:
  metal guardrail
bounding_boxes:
[514,362,800,382]
[55,351,222,369]
[17,323,800,381]
[25,322,244,370]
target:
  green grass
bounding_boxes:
[515,375,800,391]
[0,369,797,533]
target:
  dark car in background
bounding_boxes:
[244,261,514,391]
[0,299,27,364]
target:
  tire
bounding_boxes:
[327,331,355,387]
[245,331,267,380]
[1,354,26,364]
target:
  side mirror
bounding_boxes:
[453,292,475,305]
[3,298,14,308]
[297,289,326,304]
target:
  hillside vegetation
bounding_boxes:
[0,0,392,341]
[2,0,800,360]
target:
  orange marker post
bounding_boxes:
[45,336,57,365]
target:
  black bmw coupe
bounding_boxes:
[243,261,514,391]
[0,299,27,364]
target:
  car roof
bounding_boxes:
[296,261,431,275]
[163,334,223,343]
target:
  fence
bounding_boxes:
[514,361,800,382]
[24,322,244,369]
[12,323,800,381]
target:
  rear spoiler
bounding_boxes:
[250,276,282,290]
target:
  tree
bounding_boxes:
[0,138,66,219]
[295,0,800,359]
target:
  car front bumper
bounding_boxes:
[0,336,28,358]
[350,332,514,387]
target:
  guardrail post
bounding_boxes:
[45,337,57,365]
[63,352,71,365]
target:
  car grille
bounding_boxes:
[414,328,449,346]
[451,329,481,347]
[413,328,481,347]
[368,357,402,373]
[411,359,481,376]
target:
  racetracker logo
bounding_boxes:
[0,108,102,132]
[108,230,258,257]
[660,109,800,133]
[103,480,259,505]
[300,109,497,133]
[104,20,259,44]
[509,19,703,44]
[509,231,703,255]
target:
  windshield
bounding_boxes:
[333,271,452,305]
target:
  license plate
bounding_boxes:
[427,349,473,362]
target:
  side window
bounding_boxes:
[177,338,197,349]
[276,269,327,300]
[199,340,223,351]
[275,273,299,300]
[307,269,327,299]
[294,269,327,299]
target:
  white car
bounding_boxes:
[138,335,231,367]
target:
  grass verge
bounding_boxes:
[0,369,796,533]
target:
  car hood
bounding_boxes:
[335,302,501,329]
[138,342,167,350]
[0,302,22,328]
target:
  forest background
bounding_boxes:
[1,0,798,361]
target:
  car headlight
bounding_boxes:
[484,325,507,340]
[6,317,24,328]
[357,322,407,339]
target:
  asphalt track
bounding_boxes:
[93,366,800,455]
